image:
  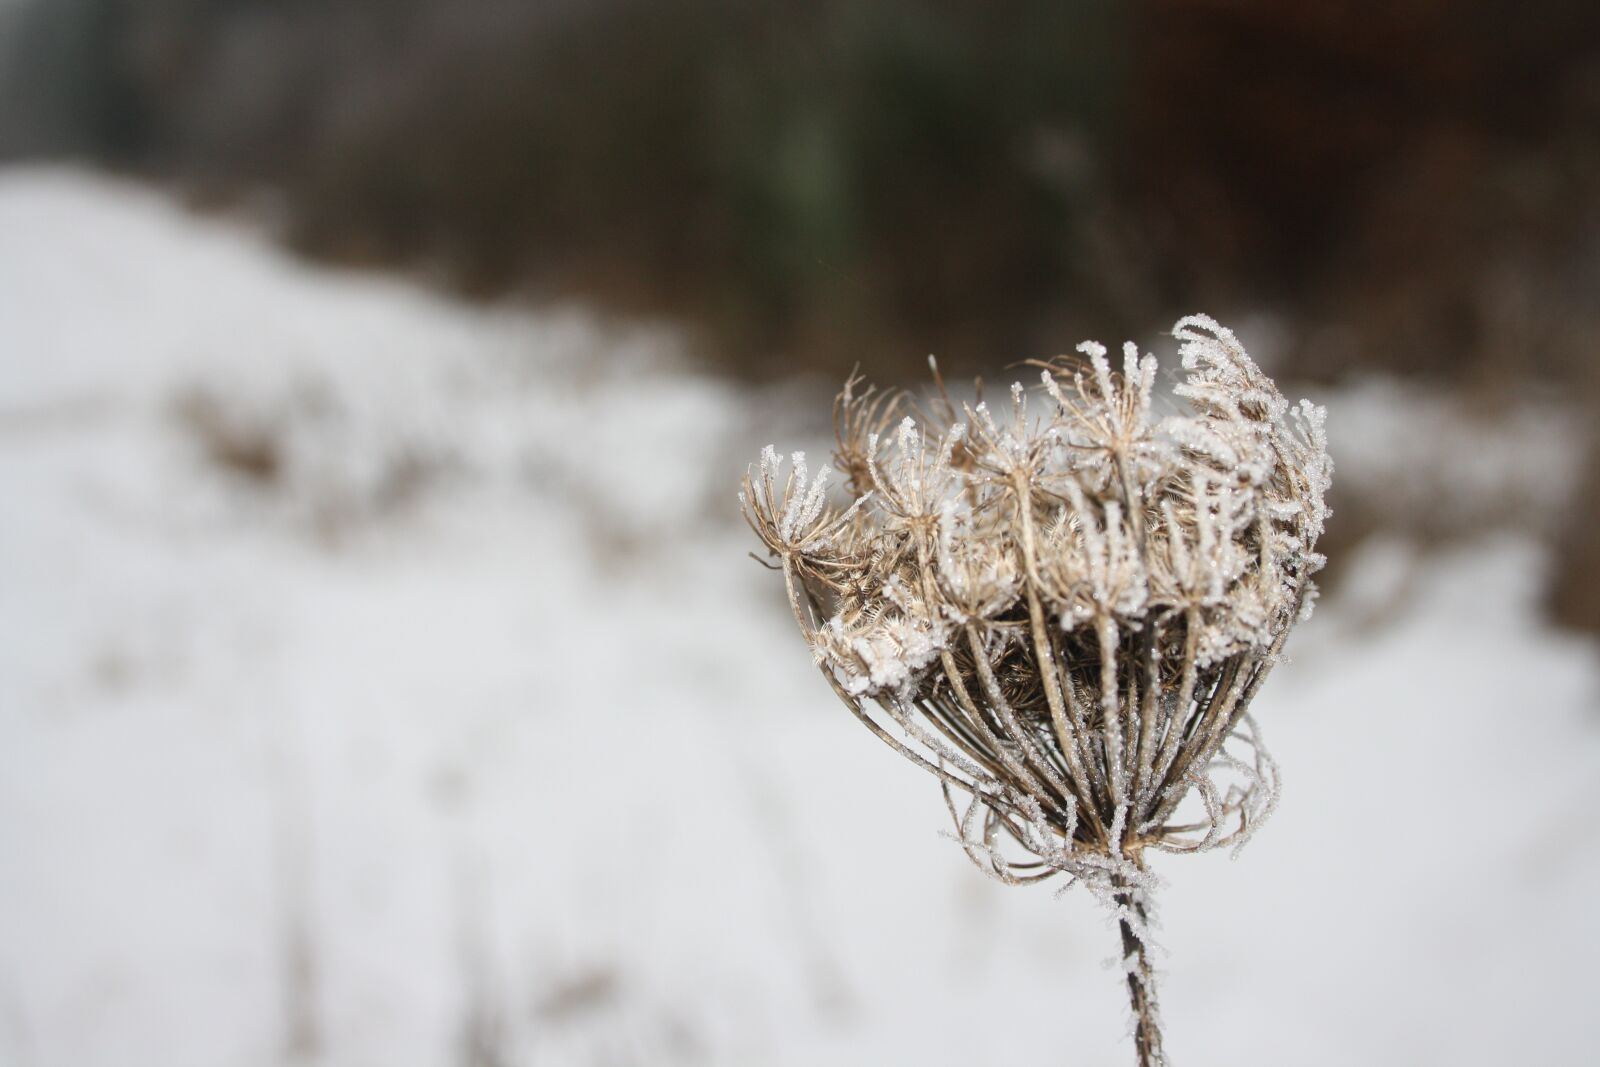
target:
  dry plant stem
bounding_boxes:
[1116,867,1165,1067]
[742,316,1332,1067]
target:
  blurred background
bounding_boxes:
[1,2,1597,1065]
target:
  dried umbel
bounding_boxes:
[742,316,1332,1066]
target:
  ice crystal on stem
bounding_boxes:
[742,315,1331,1067]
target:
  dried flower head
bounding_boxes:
[742,316,1332,1066]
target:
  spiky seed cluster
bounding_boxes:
[742,316,1332,903]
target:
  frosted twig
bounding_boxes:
[743,316,1331,1067]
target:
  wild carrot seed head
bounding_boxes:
[743,315,1332,897]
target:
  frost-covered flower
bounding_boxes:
[742,316,1331,1067]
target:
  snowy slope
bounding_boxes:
[2,167,1597,1067]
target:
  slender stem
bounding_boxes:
[1114,873,1165,1067]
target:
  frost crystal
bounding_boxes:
[743,316,1332,1067]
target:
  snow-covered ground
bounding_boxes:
[2,167,1597,1067]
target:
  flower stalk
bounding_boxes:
[1114,863,1164,1067]
[743,316,1332,1065]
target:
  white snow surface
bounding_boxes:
[2,168,1598,1067]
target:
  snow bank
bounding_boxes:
[1,167,1596,1066]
